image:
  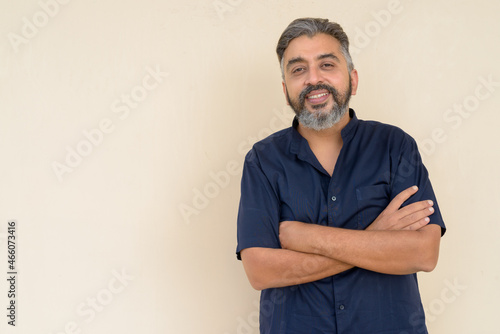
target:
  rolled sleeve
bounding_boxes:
[236,151,281,260]
[391,133,446,236]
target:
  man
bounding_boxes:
[236,18,446,333]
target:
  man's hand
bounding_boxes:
[273,185,442,280]
[366,186,434,231]
[280,186,434,248]
[279,220,311,250]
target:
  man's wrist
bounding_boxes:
[280,221,325,254]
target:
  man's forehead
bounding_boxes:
[283,33,342,62]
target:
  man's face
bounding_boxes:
[281,33,358,131]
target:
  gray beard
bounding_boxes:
[297,103,349,131]
[287,82,351,131]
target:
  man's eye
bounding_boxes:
[292,67,305,74]
[322,63,334,68]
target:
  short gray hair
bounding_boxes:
[276,18,354,78]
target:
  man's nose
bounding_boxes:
[305,66,324,86]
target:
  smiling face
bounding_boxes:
[282,33,358,131]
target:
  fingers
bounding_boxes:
[402,216,431,231]
[398,205,434,229]
[387,200,433,230]
[397,200,434,219]
[384,186,419,213]
[371,185,435,231]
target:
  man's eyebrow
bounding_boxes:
[317,53,340,62]
[286,56,305,71]
[286,53,340,71]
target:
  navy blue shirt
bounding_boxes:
[236,109,446,334]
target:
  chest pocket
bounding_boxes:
[356,184,390,229]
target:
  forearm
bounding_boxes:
[240,247,353,290]
[280,223,441,275]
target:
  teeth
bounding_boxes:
[308,92,328,99]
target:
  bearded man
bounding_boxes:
[236,18,446,333]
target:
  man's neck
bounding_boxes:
[297,112,351,146]
[296,112,351,176]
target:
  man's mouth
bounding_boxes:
[306,91,330,105]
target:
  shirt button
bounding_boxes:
[339,304,345,310]
[331,196,337,202]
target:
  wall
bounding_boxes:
[0,0,499,333]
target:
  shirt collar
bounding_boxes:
[290,108,359,157]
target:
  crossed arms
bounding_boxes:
[240,186,442,290]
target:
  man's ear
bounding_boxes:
[350,69,359,96]
[282,82,290,105]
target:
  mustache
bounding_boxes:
[298,84,339,105]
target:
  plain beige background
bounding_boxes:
[1,0,499,333]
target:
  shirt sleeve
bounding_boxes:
[390,132,446,236]
[236,150,281,260]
